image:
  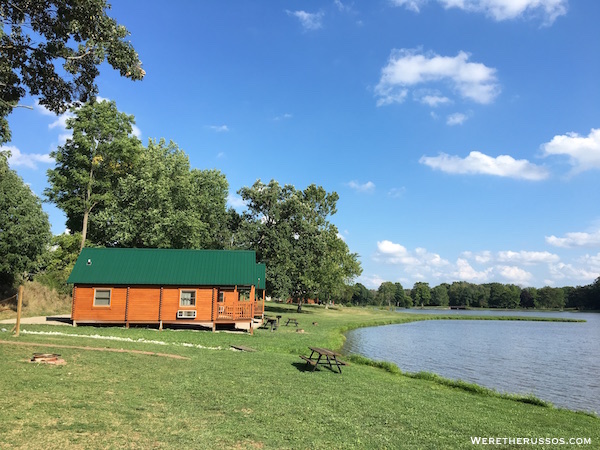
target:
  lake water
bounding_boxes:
[342,309,600,414]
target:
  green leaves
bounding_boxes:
[0,152,51,285]
[236,180,361,302]
[45,99,142,249]
[0,0,144,143]
[94,139,230,249]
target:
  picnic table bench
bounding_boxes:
[299,346,348,373]
[285,317,299,327]
[263,316,278,331]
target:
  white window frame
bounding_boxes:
[93,288,112,307]
[179,289,197,307]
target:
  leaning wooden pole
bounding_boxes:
[13,285,24,337]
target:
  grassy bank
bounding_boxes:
[0,304,596,449]
[0,281,71,321]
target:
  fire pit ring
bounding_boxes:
[30,353,66,365]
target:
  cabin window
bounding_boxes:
[218,288,233,302]
[94,289,111,307]
[180,290,196,307]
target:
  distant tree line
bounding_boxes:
[337,279,600,311]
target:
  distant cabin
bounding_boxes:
[67,248,266,332]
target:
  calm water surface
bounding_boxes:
[342,310,600,413]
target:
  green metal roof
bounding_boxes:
[67,248,265,287]
[255,263,266,290]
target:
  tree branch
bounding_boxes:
[0,98,33,110]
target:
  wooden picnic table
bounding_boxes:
[299,346,347,373]
[263,316,278,331]
[285,317,298,327]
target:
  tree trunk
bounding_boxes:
[297,298,303,313]
[80,164,95,252]
[80,209,89,252]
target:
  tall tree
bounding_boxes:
[0,151,50,286]
[520,287,537,308]
[35,232,83,294]
[235,179,361,311]
[535,286,565,309]
[430,284,449,307]
[377,281,396,307]
[0,0,144,144]
[394,282,407,307]
[94,139,230,249]
[488,283,520,309]
[45,100,141,250]
[411,282,431,307]
[351,283,373,306]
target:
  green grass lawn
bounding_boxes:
[0,304,597,449]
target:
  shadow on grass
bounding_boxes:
[46,316,73,324]
[264,305,310,315]
[292,361,343,374]
[292,361,314,373]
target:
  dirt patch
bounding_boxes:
[0,340,189,360]
[0,314,72,325]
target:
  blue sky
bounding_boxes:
[4,0,600,289]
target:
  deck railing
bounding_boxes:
[253,299,264,317]
[217,302,254,320]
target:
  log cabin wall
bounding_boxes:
[72,285,127,322]
[160,287,213,322]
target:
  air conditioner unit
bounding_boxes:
[177,310,196,319]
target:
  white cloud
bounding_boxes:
[358,274,388,289]
[578,253,600,271]
[347,180,375,193]
[227,193,247,210]
[497,265,533,285]
[377,240,416,264]
[462,250,493,264]
[131,124,142,139]
[376,240,449,269]
[3,145,53,169]
[454,258,493,282]
[497,250,560,265]
[546,229,600,248]
[208,125,229,133]
[392,0,567,24]
[334,0,352,12]
[33,99,56,116]
[420,94,451,107]
[388,187,406,198]
[446,112,468,126]
[375,49,500,107]
[548,263,599,282]
[274,113,293,121]
[440,0,567,24]
[374,240,598,287]
[420,150,549,180]
[462,250,559,265]
[286,10,324,30]
[391,0,427,13]
[578,253,600,273]
[541,128,600,175]
[47,111,73,131]
[455,260,532,285]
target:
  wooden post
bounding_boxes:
[13,285,24,337]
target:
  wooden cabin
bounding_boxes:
[67,248,266,332]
